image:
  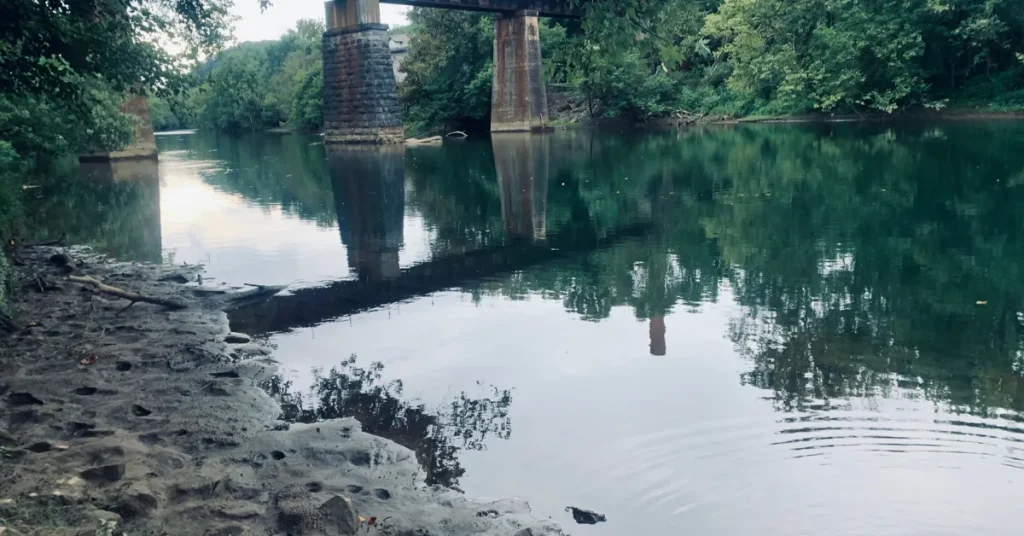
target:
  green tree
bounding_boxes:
[399,9,496,134]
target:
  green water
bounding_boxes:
[29,122,1024,535]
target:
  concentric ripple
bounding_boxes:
[595,405,1024,536]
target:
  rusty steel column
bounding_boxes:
[79,94,158,162]
[491,10,549,133]
[322,0,404,144]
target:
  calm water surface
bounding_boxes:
[29,123,1024,535]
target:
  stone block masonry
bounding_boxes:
[322,23,405,144]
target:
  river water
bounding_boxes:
[27,123,1024,535]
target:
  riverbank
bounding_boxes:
[545,106,1024,131]
[0,246,562,536]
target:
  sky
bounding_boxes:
[230,1,410,43]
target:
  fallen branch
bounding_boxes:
[405,135,443,145]
[224,284,286,307]
[68,275,187,310]
[446,130,468,138]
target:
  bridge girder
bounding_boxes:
[381,0,581,18]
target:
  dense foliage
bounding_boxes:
[151,19,325,132]
[398,10,496,135]
[394,0,1024,127]
[0,0,260,305]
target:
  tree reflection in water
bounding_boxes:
[260,355,511,489]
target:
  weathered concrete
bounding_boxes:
[322,0,404,144]
[493,133,549,239]
[491,11,550,132]
[79,94,158,162]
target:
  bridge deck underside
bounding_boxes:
[381,0,581,17]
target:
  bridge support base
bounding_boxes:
[323,0,404,144]
[79,94,158,162]
[491,10,549,133]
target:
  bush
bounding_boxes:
[0,141,23,311]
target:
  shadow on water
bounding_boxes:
[259,355,512,489]
[227,133,658,335]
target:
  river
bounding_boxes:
[26,122,1024,535]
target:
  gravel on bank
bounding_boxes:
[0,246,563,536]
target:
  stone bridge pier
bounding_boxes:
[323,0,555,140]
[323,0,405,143]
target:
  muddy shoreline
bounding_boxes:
[0,247,562,536]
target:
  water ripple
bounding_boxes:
[594,408,1024,535]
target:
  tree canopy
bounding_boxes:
[394,0,1024,128]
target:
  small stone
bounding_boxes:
[61,476,86,487]
[81,464,126,484]
[114,488,158,519]
[566,506,607,525]
[224,333,251,344]
[318,496,359,535]
[514,530,535,536]
[26,441,52,453]
[158,274,190,284]
[48,253,71,267]
[130,405,152,417]
[87,509,123,525]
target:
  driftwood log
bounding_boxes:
[68,275,187,310]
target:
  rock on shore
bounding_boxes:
[0,247,562,536]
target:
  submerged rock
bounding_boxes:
[566,506,607,525]
[224,332,251,344]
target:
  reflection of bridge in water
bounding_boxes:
[228,134,669,354]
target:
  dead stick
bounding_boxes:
[68,275,187,310]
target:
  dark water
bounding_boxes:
[29,123,1024,535]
